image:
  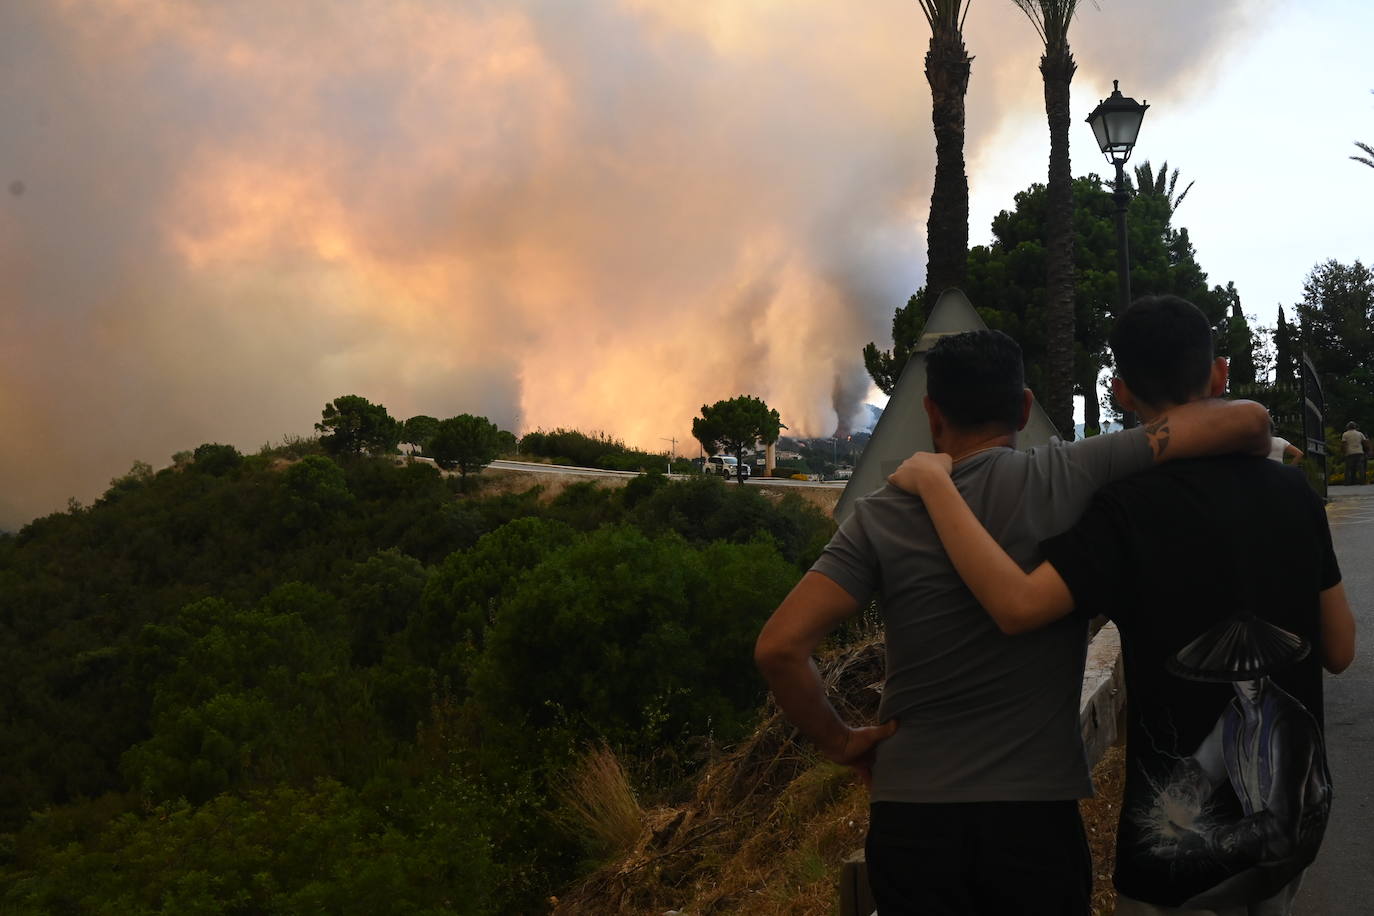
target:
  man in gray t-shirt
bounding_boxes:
[755,330,1271,915]
[816,434,1149,806]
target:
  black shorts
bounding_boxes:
[866,799,1092,916]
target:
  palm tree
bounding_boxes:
[1132,160,1194,211]
[917,1,974,311]
[1012,0,1080,439]
[862,2,973,394]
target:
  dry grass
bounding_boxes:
[558,745,647,859]
[1082,743,1127,915]
[553,638,1129,915]
[553,636,886,915]
[750,479,842,517]
[476,467,844,518]
[475,468,628,500]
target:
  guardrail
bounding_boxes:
[838,622,1125,916]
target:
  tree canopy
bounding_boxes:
[430,414,501,477]
[315,395,402,457]
[1293,258,1374,432]
[865,166,1255,432]
[400,415,440,455]
[691,396,784,482]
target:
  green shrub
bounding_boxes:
[518,428,665,472]
[2,778,498,915]
[546,481,625,530]
[276,456,352,532]
[630,475,833,567]
[342,550,429,667]
[192,444,242,476]
[411,518,578,671]
[469,525,797,755]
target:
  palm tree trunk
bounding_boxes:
[923,24,972,314]
[1041,41,1076,439]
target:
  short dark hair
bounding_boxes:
[926,330,1025,430]
[1109,295,1215,409]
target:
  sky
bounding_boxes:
[2,0,1372,529]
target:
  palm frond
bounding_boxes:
[1132,161,1155,197]
[1009,0,1048,43]
[1353,141,1374,169]
[1131,160,1195,211]
[915,0,936,29]
[916,0,973,32]
[1172,177,1195,211]
[1009,0,1090,47]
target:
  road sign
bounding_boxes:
[835,289,1062,524]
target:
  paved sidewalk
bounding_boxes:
[1326,481,1374,500]
[1297,488,1374,914]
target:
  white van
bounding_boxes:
[706,455,749,478]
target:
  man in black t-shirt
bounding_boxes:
[892,296,1357,914]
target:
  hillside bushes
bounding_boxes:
[0,451,834,912]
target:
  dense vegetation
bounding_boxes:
[517,427,696,474]
[865,168,1374,455]
[0,442,834,913]
[1289,258,1374,436]
[865,163,1262,434]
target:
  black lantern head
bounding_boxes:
[1086,80,1149,165]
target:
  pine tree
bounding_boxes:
[1275,306,1295,388]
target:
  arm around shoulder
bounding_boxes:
[989,562,1077,635]
[900,467,1077,634]
[1146,398,1272,463]
[1318,581,1356,674]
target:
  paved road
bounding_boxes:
[1299,484,1374,914]
[483,458,846,488]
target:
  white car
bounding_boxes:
[706,455,749,478]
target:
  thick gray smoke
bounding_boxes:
[0,0,1255,528]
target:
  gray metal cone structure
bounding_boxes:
[836,289,1062,524]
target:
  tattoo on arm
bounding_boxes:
[1144,413,1171,461]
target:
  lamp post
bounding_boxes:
[1086,79,1148,427]
[660,437,677,475]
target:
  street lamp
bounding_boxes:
[659,437,677,475]
[1086,79,1148,426]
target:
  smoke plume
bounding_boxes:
[0,0,1255,527]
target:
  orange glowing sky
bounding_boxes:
[3,0,1369,528]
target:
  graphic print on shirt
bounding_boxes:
[1127,614,1331,908]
